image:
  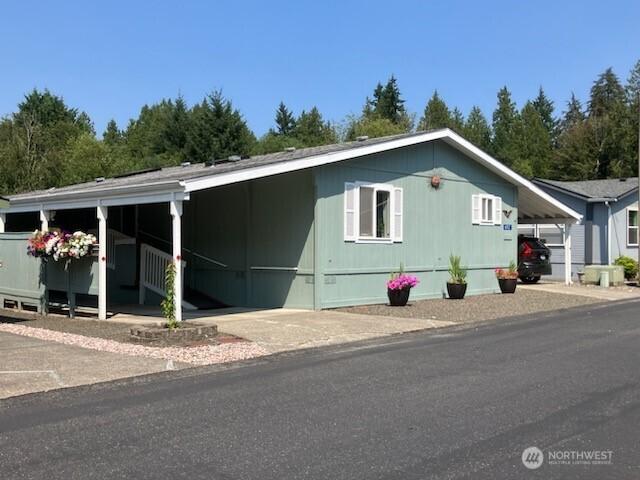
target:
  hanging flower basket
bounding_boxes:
[27,230,97,261]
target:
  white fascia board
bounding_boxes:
[441,131,583,222]
[2,187,189,213]
[183,130,451,193]
[182,128,582,223]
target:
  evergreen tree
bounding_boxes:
[625,60,640,176]
[559,93,585,130]
[294,107,337,146]
[587,68,630,177]
[492,86,520,166]
[450,107,465,134]
[274,101,296,135]
[531,87,556,141]
[103,119,123,146]
[463,106,492,151]
[186,91,256,163]
[361,76,412,130]
[418,91,451,131]
[513,101,553,177]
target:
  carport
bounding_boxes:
[515,184,581,285]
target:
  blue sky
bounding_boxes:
[1,1,639,137]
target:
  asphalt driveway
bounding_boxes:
[0,331,184,399]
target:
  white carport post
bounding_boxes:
[170,199,183,323]
[97,205,108,320]
[564,222,573,285]
[0,213,5,233]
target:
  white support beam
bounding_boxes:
[564,223,573,285]
[39,209,51,231]
[170,199,183,322]
[97,205,108,320]
[0,213,5,233]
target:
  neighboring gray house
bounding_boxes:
[528,178,638,280]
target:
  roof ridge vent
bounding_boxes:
[181,161,191,167]
[356,135,369,142]
[284,146,296,152]
[227,155,241,162]
[95,177,105,183]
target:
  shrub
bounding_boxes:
[614,256,638,280]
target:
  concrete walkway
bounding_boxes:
[519,281,640,301]
[110,307,454,353]
[0,331,183,399]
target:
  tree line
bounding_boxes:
[0,61,638,195]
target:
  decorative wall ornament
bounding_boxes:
[430,175,441,189]
[503,209,513,219]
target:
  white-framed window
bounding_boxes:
[628,207,638,247]
[344,182,403,243]
[537,224,565,246]
[517,223,565,246]
[472,194,502,225]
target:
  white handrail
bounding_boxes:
[138,243,186,305]
[138,229,228,268]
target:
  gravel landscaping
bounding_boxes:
[337,289,605,324]
[0,323,268,366]
[0,314,242,347]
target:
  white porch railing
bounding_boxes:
[138,243,186,305]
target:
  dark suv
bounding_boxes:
[518,235,552,283]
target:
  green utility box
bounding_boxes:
[582,265,625,286]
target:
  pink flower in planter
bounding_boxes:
[387,273,419,291]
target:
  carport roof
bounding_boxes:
[2,129,581,223]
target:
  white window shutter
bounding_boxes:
[344,182,356,241]
[472,195,481,224]
[392,187,403,242]
[494,196,502,225]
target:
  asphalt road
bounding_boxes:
[1,299,639,479]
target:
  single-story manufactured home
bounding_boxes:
[528,178,638,280]
[0,129,581,320]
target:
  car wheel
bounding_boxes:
[520,275,541,284]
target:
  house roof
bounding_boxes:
[534,178,639,202]
[3,129,582,223]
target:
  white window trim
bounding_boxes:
[627,207,639,247]
[473,194,502,226]
[517,223,565,247]
[344,181,401,244]
[536,224,565,247]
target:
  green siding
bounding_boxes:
[314,140,518,308]
[168,170,315,309]
[0,233,44,309]
[129,140,520,310]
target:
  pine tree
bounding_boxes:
[450,107,465,134]
[492,86,520,166]
[588,68,630,177]
[559,93,585,130]
[463,106,492,151]
[418,91,451,131]
[103,119,123,146]
[625,60,640,176]
[186,91,256,163]
[294,107,337,146]
[274,101,296,136]
[513,102,553,177]
[531,87,556,141]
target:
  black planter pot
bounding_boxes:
[387,287,411,306]
[446,282,467,299]
[498,278,517,294]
